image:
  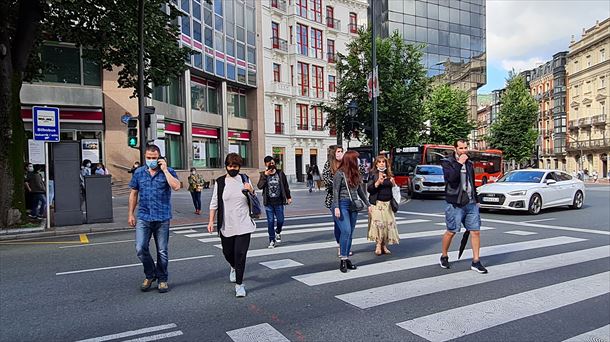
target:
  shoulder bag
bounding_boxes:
[344,175,365,212]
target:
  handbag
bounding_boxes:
[239,174,262,218]
[390,185,401,212]
[344,175,365,212]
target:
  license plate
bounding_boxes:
[483,197,500,203]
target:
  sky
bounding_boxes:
[479,0,610,94]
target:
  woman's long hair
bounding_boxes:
[371,155,393,178]
[328,145,343,174]
[339,150,361,188]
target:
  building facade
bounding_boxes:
[372,0,486,127]
[262,0,368,182]
[524,52,569,170]
[475,104,490,149]
[566,18,609,178]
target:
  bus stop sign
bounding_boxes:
[33,106,60,142]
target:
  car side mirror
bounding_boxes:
[546,179,557,185]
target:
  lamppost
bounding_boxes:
[346,100,358,149]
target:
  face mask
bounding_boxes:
[86,163,91,168]
[191,171,196,175]
[268,164,276,170]
[227,168,240,177]
[27,166,34,172]
[146,160,158,169]
[378,166,387,172]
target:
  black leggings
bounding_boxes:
[219,231,251,285]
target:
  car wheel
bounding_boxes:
[528,193,542,215]
[569,191,584,209]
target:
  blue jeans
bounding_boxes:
[135,220,170,282]
[329,206,340,243]
[32,193,46,217]
[190,191,201,211]
[334,200,358,258]
[265,204,285,241]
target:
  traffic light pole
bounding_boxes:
[371,0,379,158]
[137,0,146,165]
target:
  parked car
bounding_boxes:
[477,169,585,215]
[410,165,445,198]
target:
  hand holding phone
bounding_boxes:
[157,157,167,171]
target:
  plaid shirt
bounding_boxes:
[129,166,178,221]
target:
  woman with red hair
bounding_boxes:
[333,150,371,273]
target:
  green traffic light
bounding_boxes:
[128,137,138,147]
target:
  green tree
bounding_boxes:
[0,0,191,227]
[321,28,429,150]
[424,84,474,145]
[487,73,539,165]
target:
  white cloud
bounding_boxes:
[500,57,547,73]
[487,1,609,66]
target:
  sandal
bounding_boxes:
[375,244,382,256]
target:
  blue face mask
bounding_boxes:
[146,160,158,169]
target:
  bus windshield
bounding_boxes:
[393,152,422,175]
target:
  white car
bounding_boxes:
[410,165,445,198]
[477,169,585,215]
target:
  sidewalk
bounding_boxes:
[0,184,331,240]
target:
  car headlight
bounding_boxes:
[415,177,425,182]
[508,190,527,196]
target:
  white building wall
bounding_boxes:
[261,0,368,183]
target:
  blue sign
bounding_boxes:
[121,113,132,125]
[33,106,60,142]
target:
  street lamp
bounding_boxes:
[346,100,358,148]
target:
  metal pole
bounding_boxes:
[371,0,379,157]
[45,142,50,229]
[138,0,146,165]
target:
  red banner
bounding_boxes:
[192,127,219,138]
[228,130,250,141]
[21,107,103,123]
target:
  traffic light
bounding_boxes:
[127,117,138,148]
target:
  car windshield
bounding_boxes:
[416,166,443,175]
[498,171,545,183]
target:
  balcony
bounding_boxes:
[311,118,324,131]
[274,122,285,134]
[327,52,337,64]
[592,114,607,126]
[566,138,610,151]
[348,23,363,34]
[270,0,286,12]
[578,117,591,127]
[266,82,292,97]
[568,120,579,130]
[296,123,308,131]
[271,37,288,52]
[326,18,341,31]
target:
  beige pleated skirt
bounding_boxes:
[367,200,400,245]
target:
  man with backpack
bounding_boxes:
[257,156,292,248]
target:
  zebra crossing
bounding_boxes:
[191,217,610,342]
[76,323,183,342]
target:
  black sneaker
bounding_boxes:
[439,255,450,269]
[471,261,488,274]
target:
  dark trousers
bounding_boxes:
[220,231,251,285]
[190,191,202,211]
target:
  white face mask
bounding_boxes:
[27,166,34,172]
[378,166,387,172]
[191,171,196,175]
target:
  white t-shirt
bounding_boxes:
[209,175,256,237]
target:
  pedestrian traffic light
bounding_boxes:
[127,117,138,148]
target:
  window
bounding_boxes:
[40,44,101,86]
[168,77,182,106]
[297,103,308,130]
[273,63,281,82]
[326,6,334,28]
[227,89,247,118]
[312,106,323,130]
[349,12,357,33]
[601,77,606,89]
[181,16,191,36]
[312,0,322,23]
[297,24,309,56]
[192,138,220,168]
[207,86,218,113]
[297,62,309,96]
[289,25,293,44]
[274,104,283,134]
[328,75,336,92]
[272,22,279,48]
[297,0,307,18]
[312,65,324,98]
[165,132,183,169]
[586,55,591,67]
[601,49,606,62]
[290,65,294,86]
[327,39,335,62]
[191,80,207,112]
[311,28,323,59]
[192,0,201,20]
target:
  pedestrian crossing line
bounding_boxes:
[121,331,184,342]
[396,271,610,342]
[226,323,290,342]
[336,245,610,309]
[193,219,429,241]
[171,229,197,234]
[433,223,495,230]
[400,210,610,236]
[56,255,214,276]
[563,324,610,342]
[260,259,304,270]
[504,230,538,236]
[76,323,180,342]
[291,236,585,286]
[215,227,495,258]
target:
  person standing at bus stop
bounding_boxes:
[439,139,487,274]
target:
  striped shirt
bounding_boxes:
[129,166,178,221]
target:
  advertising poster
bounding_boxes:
[81,139,100,163]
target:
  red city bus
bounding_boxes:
[391,145,504,189]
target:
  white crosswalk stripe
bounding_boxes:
[76,323,182,342]
[563,325,610,342]
[292,236,584,286]
[336,246,610,309]
[226,323,290,342]
[396,271,610,342]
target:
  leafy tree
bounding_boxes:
[424,84,475,145]
[321,28,429,151]
[0,0,191,227]
[487,73,538,165]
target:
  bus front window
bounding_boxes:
[393,153,421,175]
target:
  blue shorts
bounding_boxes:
[444,202,481,233]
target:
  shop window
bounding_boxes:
[229,141,249,167]
[166,133,183,169]
[193,138,220,168]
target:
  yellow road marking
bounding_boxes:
[79,234,90,244]
[0,241,82,245]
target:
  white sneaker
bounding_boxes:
[275,233,282,243]
[229,267,236,283]
[268,240,275,249]
[235,284,246,297]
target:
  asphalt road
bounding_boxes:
[1,185,609,342]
